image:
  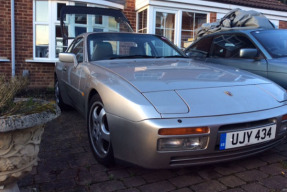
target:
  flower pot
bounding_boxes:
[0,99,60,191]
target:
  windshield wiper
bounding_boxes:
[109,55,158,60]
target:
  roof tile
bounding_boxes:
[207,0,287,11]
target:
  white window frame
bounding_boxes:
[153,8,178,45]
[30,0,123,63]
[136,7,148,33]
[148,6,208,48]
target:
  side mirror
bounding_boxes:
[240,48,258,59]
[59,53,78,67]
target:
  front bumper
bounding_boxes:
[107,105,287,169]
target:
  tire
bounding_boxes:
[54,77,70,110]
[88,94,114,166]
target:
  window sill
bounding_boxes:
[0,57,10,62]
[25,58,59,63]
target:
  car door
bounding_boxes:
[62,37,85,111]
[206,34,268,77]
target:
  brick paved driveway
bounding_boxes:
[19,109,287,192]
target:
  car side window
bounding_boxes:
[186,36,213,58]
[211,35,256,58]
[69,38,84,63]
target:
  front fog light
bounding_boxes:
[157,137,208,151]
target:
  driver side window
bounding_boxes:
[69,38,84,63]
[186,36,213,58]
[211,35,256,58]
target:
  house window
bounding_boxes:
[181,12,207,48]
[155,12,175,42]
[35,0,49,58]
[33,0,121,61]
[138,9,147,33]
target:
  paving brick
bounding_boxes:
[50,178,76,191]
[34,172,54,183]
[176,167,201,175]
[139,181,176,192]
[214,163,246,176]
[75,167,92,186]
[191,180,227,192]
[90,180,126,192]
[108,169,130,179]
[18,110,287,192]
[260,153,287,164]
[169,175,203,188]
[123,176,146,187]
[236,158,267,169]
[219,175,246,188]
[241,183,269,192]
[92,171,110,182]
[235,170,268,182]
[57,168,78,180]
[198,167,222,180]
[142,170,176,183]
[90,164,107,172]
[260,175,287,190]
[259,163,285,175]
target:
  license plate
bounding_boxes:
[219,124,276,150]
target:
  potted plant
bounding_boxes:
[0,76,60,192]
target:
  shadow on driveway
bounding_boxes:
[19,109,287,192]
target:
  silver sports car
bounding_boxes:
[54,6,287,169]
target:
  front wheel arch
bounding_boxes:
[87,94,114,166]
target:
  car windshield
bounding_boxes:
[87,33,185,61]
[251,30,287,58]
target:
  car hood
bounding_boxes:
[94,59,286,117]
[96,58,271,92]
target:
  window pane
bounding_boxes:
[109,17,117,28]
[182,12,194,30]
[181,12,194,48]
[195,13,207,29]
[138,9,147,33]
[75,14,87,24]
[75,27,87,36]
[36,0,48,22]
[36,25,49,58]
[155,12,175,42]
[56,26,68,58]
[212,35,255,58]
[95,16,103,24]
[94,28,104,32]
[70,39,84,63]
[87,33,182,61]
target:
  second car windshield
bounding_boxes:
[87,33,184,61]
[252,30,287,58]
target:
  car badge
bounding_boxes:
[224,91,233,96]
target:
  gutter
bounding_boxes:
[11,0,15,77]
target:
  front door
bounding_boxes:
[207,34,268,77]
[62,37,85,111]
